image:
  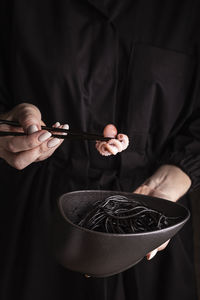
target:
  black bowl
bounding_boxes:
[50,190,190,277]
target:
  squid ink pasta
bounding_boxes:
[78,195,181,234]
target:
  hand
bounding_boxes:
[134,165,191,260]
[0,103,68,169]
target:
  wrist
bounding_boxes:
[144,165,191,202]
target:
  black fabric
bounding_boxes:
[0,0,199,299]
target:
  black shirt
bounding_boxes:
[0,1,199,299]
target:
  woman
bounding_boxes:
[0,0,199,299]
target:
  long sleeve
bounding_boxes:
[159,44,200,191]
[0,0,13,113]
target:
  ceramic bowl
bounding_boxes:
[50,190,189,277]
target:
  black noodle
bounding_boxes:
[78,195,181,233]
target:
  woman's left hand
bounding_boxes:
[134,164,192,260]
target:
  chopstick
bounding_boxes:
[0,119,111,141]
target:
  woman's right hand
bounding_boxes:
[0,103,68,169]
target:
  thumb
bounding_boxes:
[13,103,42,134]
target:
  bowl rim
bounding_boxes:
[57,190,190,237]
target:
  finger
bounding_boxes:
[53,122,60,128]
[146,240,170,261]
[134,185,152,195]
[12,103,42,134]
[146,249,158,260]
[3,131,61,169]
[61,123,69,134]
[134,185,169,200]
[4,130,52,153]
[2,122,69,169]
[104,139,123,155]
[36,123,69,161]
[103,124,117,138]
[157,240,170,251]
[2,147,42,170]
[46,123,68,148]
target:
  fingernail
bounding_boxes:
[62,124,69,135]
[63,124,69,130]
[38,132,52,142]
[147,249,158,260]
[27,125,38,135]
[47,138,60,148]
[54,122,60,128]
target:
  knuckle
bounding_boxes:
[17,104,41,126]
[17,103,39,116]
[24,104,41,118]
[22,113,37,127]
[39,142,48,154]
[17,102,29,108]
[27,137,37,149]
[15,103,28,111]
[17,103,39,112]
[31,105,41,117]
